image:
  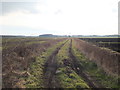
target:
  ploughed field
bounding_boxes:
[80,37,120,53]
[2,37,120,88]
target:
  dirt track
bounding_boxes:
[43,39,103,88]
[43,40,68,88]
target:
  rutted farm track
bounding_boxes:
[43,39,102,88]
[43,40,68,88]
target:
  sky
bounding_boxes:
[0,0,119,36]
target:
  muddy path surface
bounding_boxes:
[69,39,103,88]
[43,39,103,88]
[43,40,68,88]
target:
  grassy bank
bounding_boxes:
[72,39,120,88]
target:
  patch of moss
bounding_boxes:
[56,40,89,88]
[57,67,89,88]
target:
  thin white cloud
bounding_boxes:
[0,0,119,35]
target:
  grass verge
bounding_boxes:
[72,39,120,88]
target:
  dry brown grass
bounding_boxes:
[73,38,120,77]
[2,38,66,88]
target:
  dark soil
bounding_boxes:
[80,38,120,53]
[43,40,68,88]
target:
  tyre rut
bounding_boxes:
[43,40,68,88]
[69,39,103,88]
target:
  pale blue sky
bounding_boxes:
[0,0,119,36]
